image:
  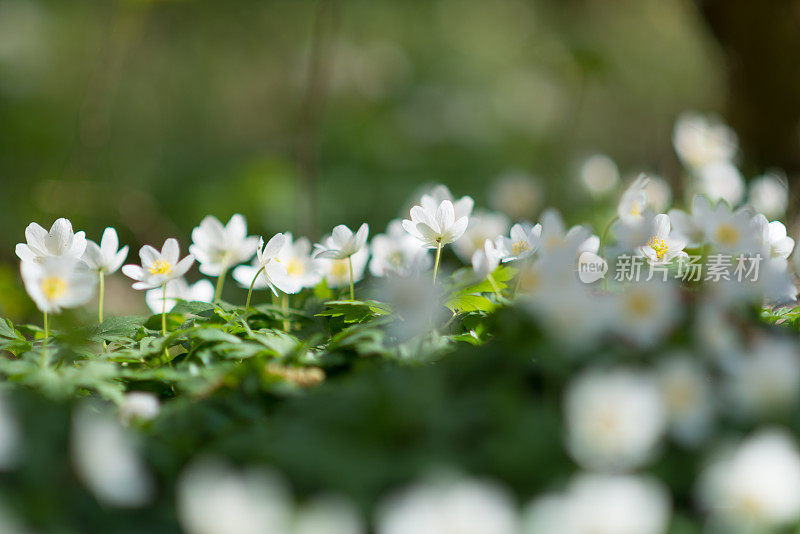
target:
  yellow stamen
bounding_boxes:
[286,258,305,276]
[148,259,172,276]
[647,237,668,261]
[715,224,740,246]
[626,292,654,316]
[512,240,529,256]
[630,202,642,218]
[41,276,67,300]
[330,259,349,278]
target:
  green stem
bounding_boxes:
[245,266,266,309]
[487,273,503,300]
[41,311,49,369]
[433,240,443,285]
[599,215,619,291]
[161,283,167,337]
[214,265,228,302]
[348,256,355,300]
[281,292,290,332]
[98,271,105,323]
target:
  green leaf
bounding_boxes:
[317,300,393,324]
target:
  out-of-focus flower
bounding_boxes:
[370,220,430,277]
[371,274,445,341]
[638,214,687,265]
[277,233,323,290]
[702,202,757,254]
[697,429,800,531]
[452,211,509,263]
[16,217,87,264]
[488,170,543,220]
[617,174,649,226]
[82,227,129,274]
[71,403,154,508]
[579,154,620,197]
[314,224,370,260]
[177,458,292,534]
[523,473,671,534]
[402,200,469,249]
[122,239,195,290]
[497,223,541,262]
[668,195,712,246]
[537,209,590,256]
[471,239,502,279]
[643,175,672,213]
[751,215,794,269]
[144,278,213,314]
[417,184,474,220]
[749,172,789,218]
[118,392,161,426]
[655,355,713,447]
[21,257,96,313]
[672,111,737,170]
[565,368,667,472]
[293,495,366,534]
[611,281,680,348]
[696,161,745,206]
[317,246,369,289]
[189,214,260,277]
[613,211,656,251]
[376,475,519,534]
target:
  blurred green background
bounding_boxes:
[2,0,796,319]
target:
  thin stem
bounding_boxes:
[433,241,443,285]
[281,292,290,332]
[245,266,266,309]
[98,271,105,323]
[487,273,503,300]
[161,283,167,337]
[513,257,529,299]
[348,256,355,300]
[599,215,619,291]
[41,311,49,369]
[214,264,228,302]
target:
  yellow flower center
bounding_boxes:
[647,237,668,261]
[626,291,654,316]
[286,258,305,276]
[330,259,350,278]
[630,202,642,218]
[148,259,172,276]
[41,276,67,300]
[715,224,740,246]
[512,240,529,256]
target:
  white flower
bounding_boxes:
[672,111,737,170]
[278,233,323,291]
[371,274,446,341]
[122,239,195,290]
[638,214,687,265]
[617,174,649,225]
[317,246,369,289]
[488,170,543,220]
[703,201,757,253]
[696,161,745,206]
[471,239,502,278]
[611,281,680,348]
[71,403,154,508]
[668,195,712,246]
[418,184,474,220]
[536,209,590,255]
[452,210,509,263]
[314,224,369,260]
[698,429,800,530]
[190,214,260,277]
[144,278,214,314]
[565,368,667,472]
[402,199,469,249]
[497,223,541,262]
[21,257,96,313]
[82,227,129,274]
[655,355,713,447]
[369,220,431,277]
[118,392,161,426]
[523,473,671,534]
[749,172,788,218]
[15,217,87,264]
[377,475,518,534]
[177,459,292,534]
[579,154,620,197]
[643,175,672,213]
[751,214,794,268]
[235,233,322,295]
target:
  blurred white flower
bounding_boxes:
[617,174,649,226]
[579,154,620,197]
[696,161,745,206]
[453,211,509,264]
[565,368,667,472]
[488,170,543,220]
[119,391,160,426]
[177,458,292,534]
[611,281,680,348]
[749,172,789,218]
[145,278,213,314]
[702,201,757,254]
[417,184,474,220]
[370,220,431,277]
[377,475,519,534]
[496,223,541,262]
[21,257,96,313]
[655,355,713,447]
[537,209,590,256]
[613,211,656,251]
[82,227,129,274]
[638,214,687,265]
[372,274,445,340]
[71,403,154,508]
[293,495,365,534]
[698,429,800,531]
[278,233,323,291]
[122,239,195,290]
[668,195,712,246]
[402,199,469,249]
[317,246,369,289]
[314,224,370,260]
[471,239,502,279]
[672,111,737,170]
[15,217,87,264]
[751,214,794,269]
[642,175,672,213]
[523,473,671,534]
[190,214,260,277]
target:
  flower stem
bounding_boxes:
[281,292,290,332]
[348,256,355,300]
[246,266,266,309]
[487,273,503,299]
[98,271,105,323]
[433,241,443,285]
[599,215,619,291]
[214,265,228,302]
[41,311,49,369]
[161,283,167,337]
